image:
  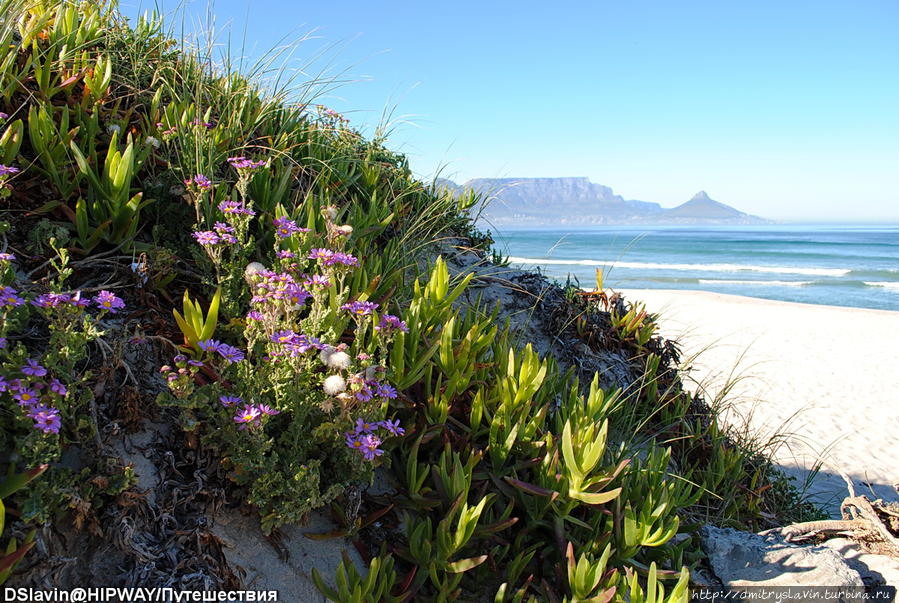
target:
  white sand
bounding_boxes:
[619,289,899,517]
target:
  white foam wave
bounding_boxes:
[698,279,811,287]
[507,257,850,277]
[865,281,899,292]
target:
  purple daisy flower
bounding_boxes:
[305,274,331,288]
[258,404,280,416]
[246,310,263,321]
[354,418,378,434]
[187,359,204,367]
[234,404,261,427]
[0,376,8,391]
[308,248,334,262]
[345,434,365,452]
[185,174,212,189]
[14,388,39,406]
[374,382,398,400]
[0,286,25,307]
[220,395,242,408]
[276,250,296,259]
[192,230,220,246]
[197,339,222,353]
[218,200,256,216]
[375,314,409,334]
[22,359,47,377]
[341,300,378,316]
[93,290,126,313]
[0,165,21,177]
[272,217,301,239]
[360,434,384,461]
[32,407,61,434]
[227,156,266,170]
[379,418,405,436]
[0,252,15,261]
[0,337,6,349]
[217,344,245,364]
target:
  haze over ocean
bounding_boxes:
[497,225,899,311]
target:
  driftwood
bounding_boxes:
[766,472,899,557]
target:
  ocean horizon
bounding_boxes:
[493,224,899,312]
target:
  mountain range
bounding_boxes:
[436,177,769,226]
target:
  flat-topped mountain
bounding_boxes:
[437,177,769,225]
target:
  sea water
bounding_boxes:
[494,225,899,311]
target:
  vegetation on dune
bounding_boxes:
[0,1,822,599]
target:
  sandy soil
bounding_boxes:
[619,289,899,517]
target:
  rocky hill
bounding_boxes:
[438,177,769,225]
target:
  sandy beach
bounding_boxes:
[619,289,899,517]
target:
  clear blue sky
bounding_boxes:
[121,1,899,221]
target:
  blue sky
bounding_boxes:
[120,1,899,221]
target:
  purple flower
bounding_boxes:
[354,418,378,434]
[360,434,384,461]
[220,395,242,408]
[192,230,220,246]
[273,217,303,239]
[374,382,398,400]
[345,434,364,452]
[227,156,266,170]
[31,407,61,434]
[304,274,331,288]
[308,248,333,262]
[341,300,378,316]
[234,404,261,427]
[214,221,234,234]
[0,286,25,307]
[258,404,280,416]
[0,252,15,261]
[0,165,21,177]
[276,250,295,259]
[217,344,245,364]
[284,284,310,307]
[187,359,204,367]
[218,200,256,216]
[0,337,5,349]
[325,252,359,267]
[270,330,297,344]
[376,314,409,334]
[49,379,67,396]
[69,292,90,308]
[197,339,222,353]
[0,112,7,119]
[13,388,38,406]
[379,419,405,436]
[354,383,373,402]
[246,310,263,321]
[22,359,47,377]
[185,174,212,189]
[93,290,126,313]
[0,376,8,391]
[190,118,216,129]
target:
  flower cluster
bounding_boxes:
[233,402,280,430]
[160,354,205,398]
[218,200,256,217]
[0,359,65,434]
[308,248,359,268]
[268,329,323,359]
[344,417,404,461]
[227,156,266,170]
[341,300,378,316]
[197,339,246,364]
[273,216,310,239]
[375,314,408,335]
[2,286,124,314]
[184,174,212,190]
[248,270,311,321]
[348,375,397,403]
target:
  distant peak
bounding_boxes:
[690,190,712,202]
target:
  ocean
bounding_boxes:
[495,225,899,312]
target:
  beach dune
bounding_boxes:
[620,289,899,517]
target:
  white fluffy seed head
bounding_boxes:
[319,345,335,364]
[326,351,352,370]
[244,262,267,285]
[321,206,338,221]
[323,375,346,395]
